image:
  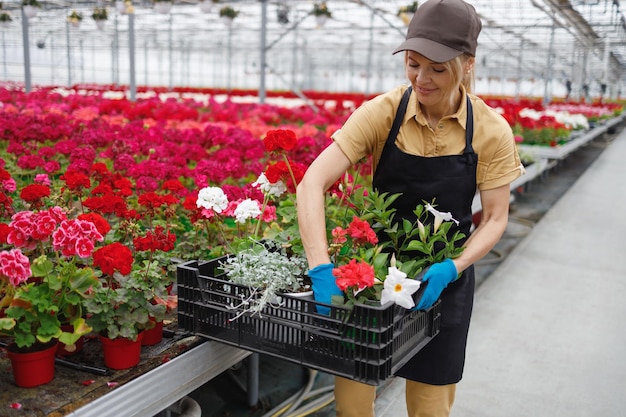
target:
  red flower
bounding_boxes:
[0,168,10,181]
[263,129,298,152]
[0,223,10,244]
[346,216,378,246]
[83,195,128,216]
[20,184,50,203]
[93,242,134,276]
[161,179,186,195]
[331,227,348,245]
[78,212,112,236]
[332,259,375,292]
[265,160,306,192]
[60,170,91,192]
[133,226,176,252]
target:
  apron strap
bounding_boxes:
[463,95,475,165]
[386,86,412,144]
[464,95,475,162]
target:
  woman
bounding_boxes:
[296,1,524,416]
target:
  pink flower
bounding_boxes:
[34,174,51,186]
[52,219,104,258]
[0,249,32,286]
[331,227,348,244]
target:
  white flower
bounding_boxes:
[233,198,262,223]
[252,172,287,198]
[425,203,459,232]
[196,186,229,213]
[380,266,421,309]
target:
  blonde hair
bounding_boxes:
[441,53,475,94]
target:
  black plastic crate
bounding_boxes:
[177,258,441,385]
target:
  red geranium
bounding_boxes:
[346,216,378,246]
[332,259,375,292]
[19,184,50,204]
[263,129,298,152]
[93,242,134,276]
[133,226,176,253]
[77,212,111,236]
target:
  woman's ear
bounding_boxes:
[465,57,475,74]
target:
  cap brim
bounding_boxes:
[392,38,462,63]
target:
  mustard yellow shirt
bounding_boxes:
[333,85,524,191]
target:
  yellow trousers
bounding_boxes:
[334,376,456,417]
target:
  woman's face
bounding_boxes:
[405,51,461,110]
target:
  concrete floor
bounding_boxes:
[193,124,626,417]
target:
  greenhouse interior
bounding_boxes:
[1,1,625,417]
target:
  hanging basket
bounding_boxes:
[221,16,234,28]
[154,1,173,14]
[23,5,38,19]
[116,1,127,14]
[199,1,212,13]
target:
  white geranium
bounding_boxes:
[253,172,287,198]
[196,186,228,213]
[233,198,262,224]
[380,266,421,309]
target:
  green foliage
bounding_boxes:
[68,10,83,21]
[84,266,166,341]
[219,6,238,19]
[0,255,98,349]
[91,7,108,20]
[313,2,331,17]
[21,0,41,8]
[341,188,466,281]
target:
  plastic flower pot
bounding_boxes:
[7,341,58,388]
[99,332,144,370]
[141,318,163,346]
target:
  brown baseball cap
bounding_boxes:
[392,0,482,62]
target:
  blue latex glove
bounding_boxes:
[308,263,342,315]
[415,259,458,310]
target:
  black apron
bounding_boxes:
[372,87,477,385]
